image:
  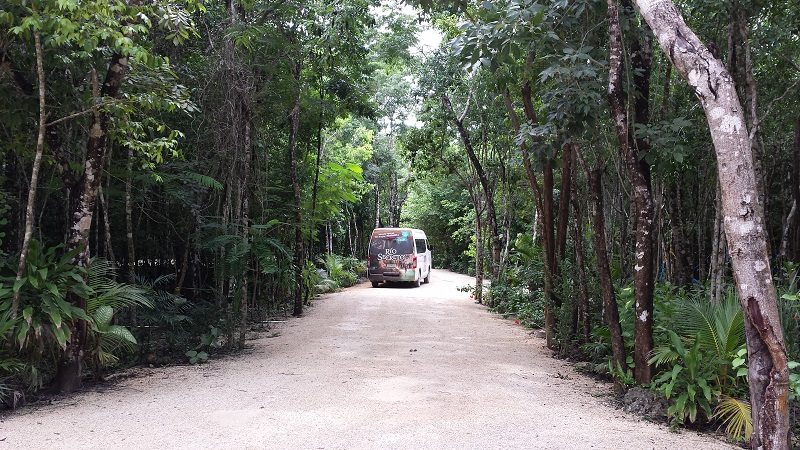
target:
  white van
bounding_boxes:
[367,228,432,287]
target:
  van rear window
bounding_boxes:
[369,236,413,256]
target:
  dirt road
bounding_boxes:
[1,270,733,449]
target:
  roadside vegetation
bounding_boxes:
[1,0,798,448]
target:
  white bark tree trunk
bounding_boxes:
[633,1,789,448]
[11,30,47,320]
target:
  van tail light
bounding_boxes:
[412,255,418,269]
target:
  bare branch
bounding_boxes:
[750,77,800,141]
[46,99,120,127]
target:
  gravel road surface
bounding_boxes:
[1,269,734,449]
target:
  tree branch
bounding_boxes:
[46,99,120,127]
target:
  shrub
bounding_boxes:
[0,242,152,397]
[649,291,750,438]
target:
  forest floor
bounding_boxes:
[0,270,735,449]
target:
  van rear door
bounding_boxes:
[369,231,414,276]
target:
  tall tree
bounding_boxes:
[634,1,790,447]
[606,0,655,384]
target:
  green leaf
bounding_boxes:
[53,326,67,348]
[697,378,712,401]
[94,305,114,327]
[22,306,33,323]
[16,321,30,347]
[46,282,60,297]
[13,278,25,293]
[50,310,62,329]
[107,325,137,345]
[675,393,688,419]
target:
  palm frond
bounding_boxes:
[85,259,152,313]
[649,344,680,367]
[713,395,752,441]
[673,293,743,359]
[96,325,138,368]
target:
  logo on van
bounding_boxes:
[377,248,405,261]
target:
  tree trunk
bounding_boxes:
[503,87,545,216]
[310,115,324,259]
[374,184,380,228]
[730,5,767,218]
[67,57,128,266]
[635,1,790,447]
[288,67,304,318]
[443,94,502,279]
[57,54,130,394]
[541,157,558,347]
[608,0,655,384]
[125,146,136,281]
[572,182,591,344]
[98,184,115,263]
[784,118,800,262]
[555,144,574,261]
[666,179,692,286]
[779,201,796,262]
[588,167,628,382]
[710,181,727,303]
[389,171,399,227]
[11,30,46,320]
[238,104,252,347]
[474,202,484,305]
[503,85,558,348]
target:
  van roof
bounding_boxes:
[371,228,427,238]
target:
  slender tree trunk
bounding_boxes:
[175,241,189,295]
[572,183,591,344]
[374,184,380,228]
[389,172,399,227]
[310,105,324,259]
[11,30,46,320]
[98,184,115,263]
[588,167,628,382]
[666,179,692,285]
[710,182,727,303]
[474,201,484,305]
[311,109,324,216]
[635,2,790,447]
[238,105,252,347]
[346,204,354,258]
[555,144,574,261]
[288,66,304,317]
[541,157,558,347]
[785,118,800,262]
[608,0,655,384]
[504,84,559,348]
[443,94,502,278]
[503,87,545,216]
[125,147,136,281]
[779,201,796,262]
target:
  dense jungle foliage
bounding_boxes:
[1,0,799,448]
